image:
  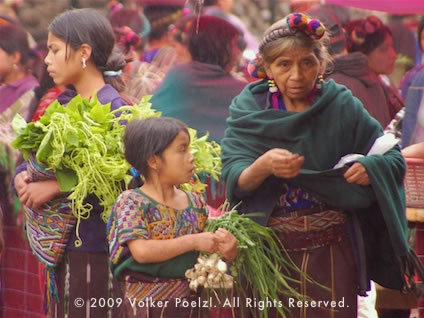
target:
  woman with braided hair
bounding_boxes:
[13,8,129,317]
[222,12,422,317]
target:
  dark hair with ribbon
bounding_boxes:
[345,16,392,55]
[49,8,127,92]
[169,14,194,45]
[124,117,189,189]
[144,5,183,41]
[113,25,141,56]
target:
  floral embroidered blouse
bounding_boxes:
[108,188,208,278]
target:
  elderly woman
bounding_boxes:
[222,13,421,317]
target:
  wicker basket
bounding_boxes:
[405,158,424,208]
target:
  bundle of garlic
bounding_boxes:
[185,253,233,291]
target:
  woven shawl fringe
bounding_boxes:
[399,249,424,296]
[43,266,60,314]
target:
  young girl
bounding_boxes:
[108,117,237,317]
[13,8,130,318]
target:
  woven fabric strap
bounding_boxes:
[24,155,76,267]
[268,209,346,251]
[124,274,192,301]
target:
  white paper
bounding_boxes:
[333,133,399,169]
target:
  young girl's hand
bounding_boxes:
[194,232,219,254]
[215,228,237,262]
[18,180,61,209]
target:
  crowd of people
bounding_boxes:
[0,0,424,318]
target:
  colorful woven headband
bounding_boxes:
[151,10,183,30]
[169,19,193,44]
[115,25,141,51]
[349,16,383,46]
[107,0,123,15]
[247,58,267,79]
[259,12,325,52]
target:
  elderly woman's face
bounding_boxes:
[265,47,321,102]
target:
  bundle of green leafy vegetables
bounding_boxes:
[11,95,221,245]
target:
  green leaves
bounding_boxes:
[56,168,78,192]
[11,94,158,228]
[11,93,223,244]
[180,129,221,193]
[11,114,27,135]
[35,129,53,163]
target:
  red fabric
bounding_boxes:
[204,178,226,210]
[0,210,43,318]
[31,88,62,122]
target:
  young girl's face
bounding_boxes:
[367,34,396,75]
[44,32,82,86]
[158,130,195,185]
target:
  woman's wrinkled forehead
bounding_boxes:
[263,37,317,63]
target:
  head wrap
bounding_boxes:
[250,13,326,79]
[345,16,389,54]
[259,12,325,53]
[306,6,346,55]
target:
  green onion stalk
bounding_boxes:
[204,202,329,318]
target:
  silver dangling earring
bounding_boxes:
[268,79,278,93]
[316,75,324,90]
[82,57,87,69]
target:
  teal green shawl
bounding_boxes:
[222,79,420,290]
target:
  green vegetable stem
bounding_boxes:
[204,202,329,318]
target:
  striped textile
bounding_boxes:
[119,271,207,318]
[24,156,76,268]
[266,209,358,317]
[49,250,121,318]
[124,275,191,302]
[268,210,346,251]
[0,200,43,318]
[415,222,424,317]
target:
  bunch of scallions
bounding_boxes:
[188,202,328,318]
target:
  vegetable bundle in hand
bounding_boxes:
[185,253,233,291]
[202,204,325,318]
[11,95,156,243]
[12,95,222,244]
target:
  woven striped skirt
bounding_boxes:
[266,208,358,318]
[118,270,209,318]
[48,250,122,318]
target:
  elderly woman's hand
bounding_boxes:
[344,162,370,186]
[267,148,305,179]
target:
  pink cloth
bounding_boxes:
[325,0,424,14]
[0,75,38,113]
